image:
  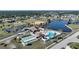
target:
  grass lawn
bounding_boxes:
[0,22,14,39]
[0,30,13,39]
[68,42,79,49]
[68,24,79,30]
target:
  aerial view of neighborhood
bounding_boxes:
[0,10,79,49]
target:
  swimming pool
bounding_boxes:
[20,35,37,46]
[43,31,56,40]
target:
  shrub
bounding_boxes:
[68,42,79,49]
[77,35,79,39]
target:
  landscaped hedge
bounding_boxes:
[77,35,79,39]
[68,42,79,49]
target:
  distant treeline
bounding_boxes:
[58,11,79,15]
[0,11,48,18]
[0,11,79,18]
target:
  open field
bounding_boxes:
[0,22,14,39]
[68,24,79,30]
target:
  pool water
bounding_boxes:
[20,35,36,46]
[44,31,56,40]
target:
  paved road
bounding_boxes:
[0,34,18,43]
[0,31,25,43]
[50,31,79,49]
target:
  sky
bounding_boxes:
[0,0,79,10]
